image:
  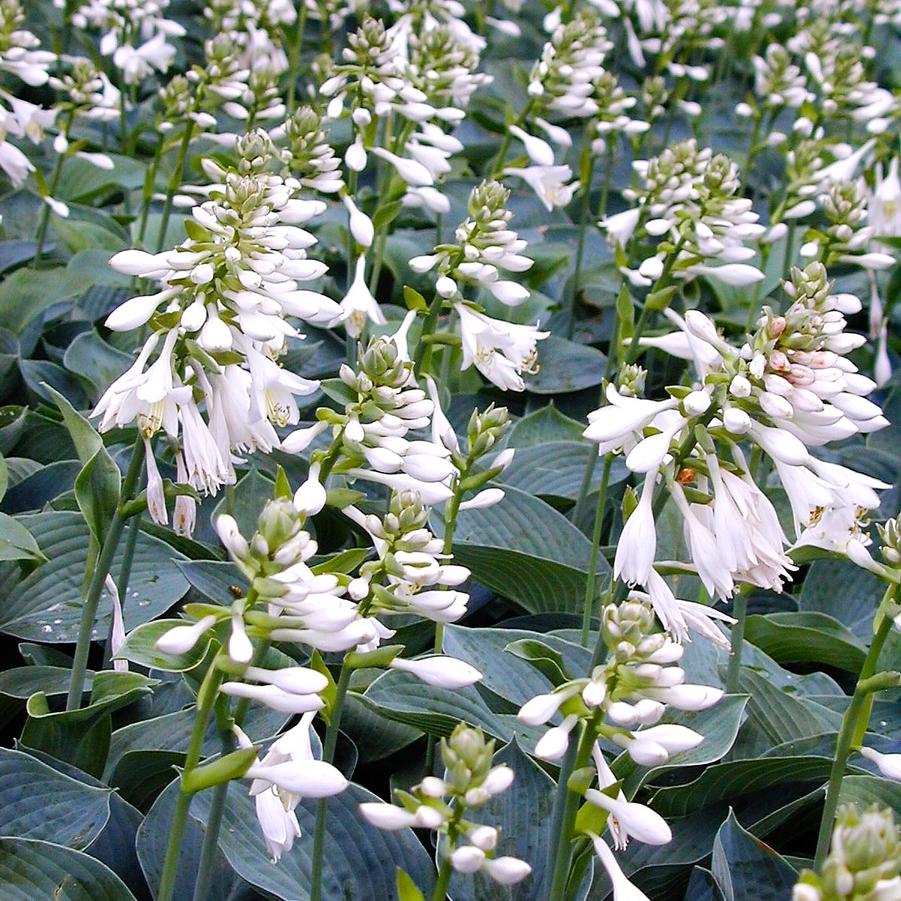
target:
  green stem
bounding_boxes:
[813,596,896,871]
[743,112,763,179]
[191,632,267,901]
[579,456,613,647]
[489,99,535,177]
[286,3,308,114]
[34,111,75,268]
[566,144,596,340]
[343,171,359,291]
[191,736,230,901]
[431,856,453,901]
[414,291,445,375]
[156,121,195,253]
[309,664,353,901]
[102,504,143,670]
[725,589,748,693]
[596,142,615,221]
[620,237,687,368]
[367,225,389,296]
[546,722,596,900]
[66,436,145,710]
[425,492,462,773]
[781,220,797,282]
[137,145,162,246]
[157,657,226,901]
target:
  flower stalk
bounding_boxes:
[66,434,145,710]
[812,587,898,871]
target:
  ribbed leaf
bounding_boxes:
[450,740,554,901]
[744,612,866,672]
[0,747,110,848]
[440,485,608,614]
[0,512,189,642]
[711,812,797,901]
[0,838,137,901]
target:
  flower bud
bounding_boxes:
[155,615,218,655]
[388,655,482,689]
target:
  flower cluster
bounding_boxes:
[518,599,720,895]
[69,0,185,84]
[361,724,531,886]
[284,331,456,500]
[97,143,337,519]
[585,260,888,634]
[605,140,766,289]
[0,0,55,186]
[793,805,900,901]
[411,180,548,390]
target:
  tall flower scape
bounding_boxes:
[0,1,896,900]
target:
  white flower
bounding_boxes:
[859,746,901,781]
[247,757,349,798]
[591,836,651,900]
[359,803,416,830]
[601,208,641,248]
[518,687,579,725]
[237,714,346,860]
[142,439,168,525]
[343,194,375,248]
[340,256,386,338]
[614,473,657,585]
[220,682,325,714]
[584,790,672,846]
[616,724,703,766]
[583,385,678,450]
[508,125,555,166]
[646,683,723,711]
[459,488,506,510]
[482,857,532,885]
[690,263,765,286]
[455,304,548,392]
[371,147,434,186]
[868,158,901,245]
[504,164,578,211]
[811,140,875,188]
[388,655,483,688]
[294,462,327,516]
[155,615,218,655]
[535,714,579,761]
[243,665,328,695]
[105,574,127,672]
